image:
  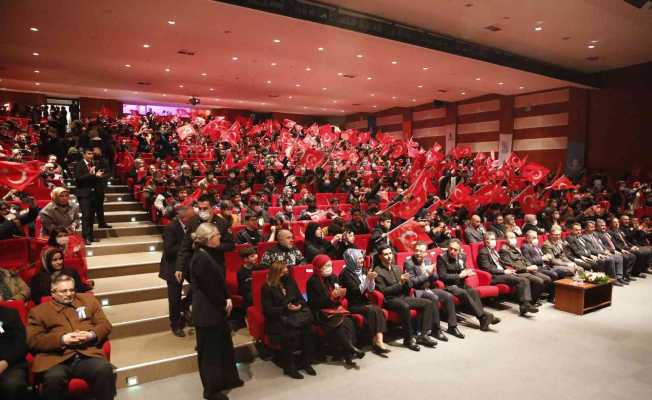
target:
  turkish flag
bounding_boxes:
[449,184,472,204]
[388,218,433,253]
[407,139,420,158]
[512,186,545,214]
[358,131,370,144]
[390,140,408,159]
[475,183,510,208]
[319,125,339,147]
[0,160,43,191]
[306,123,319,137]
[546,175,576,191]
[182,188,203,206]
[223,152,235,171]
[115,151,135,175]
[520,162,550,186]
[176,124,195,141]
[283,119,297,130]
[300,148,326,170]
[451,145,472,160]
[220,121,241,145]
[504,152,527,170]
[381,169,435,219]
[202,118,228,141]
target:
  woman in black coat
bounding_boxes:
[306,255,365,366]
[303,222,336,263]
[261,261,316,379]
[338,248,390,354]
[189,223,242,400]
[30,248,91,305]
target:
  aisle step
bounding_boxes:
[87,251,161,279]
[86,235,163,257]
[104,211,150,223]
[104,298,170,339]
[67,184,129,193]
[94,273,177,306]
[105,201,143,212]
[104,193,134,202]
[93,221,161,238]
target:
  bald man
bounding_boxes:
[260,229,304,269]
[464,215,486,244]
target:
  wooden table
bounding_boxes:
[553,278,614,315]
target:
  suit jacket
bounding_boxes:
[92,157,110,195]
[373,263,410,299]
[189,248,229,327]
[160,219,186,282]
[464,225,485,244]
[581,233,604,256]
[339,268,372,307]
[521,243,545,266]
[498,245,529,272]
[0,307,28,367]
[609,229,632,251]
[261,276,305,336]
[488,223,507,239]
[595,231,617,253]
[436,251,468,287]
[175,215,235,275]
[565,235,592,259]
[27,293,112,373]
[403,256,438,290]
[73,160,98,198]
[522,223,545,235]
[477,246,506,275]
[542,239,574,266]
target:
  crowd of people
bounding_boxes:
[1,108,652,400]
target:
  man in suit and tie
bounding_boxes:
[541,226,582,273]
[584,220,625,283]
[91,143,111,230]
[521,230,573,282]
[595,219,634,285]
[74,148,102,245]
[160,205,195,337]
[476,232,539,315]
[566,223,620,285]
[436,239,499,331]
[464,215,485,244]
[611,217,650,278]
[499,232,552,302]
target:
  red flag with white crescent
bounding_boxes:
[176,124,195,141]
[388,218,433,253]
[380,169,435,220]
[520,162,550,186]
[0,160,43,191]
[300,148,326,170]
[546,175,577,191]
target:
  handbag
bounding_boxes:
[281,306,314,329]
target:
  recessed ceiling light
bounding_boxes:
[534,26,543,31]
[372,105,377,108]
[167,20,176,25]
[332,100,338,103]
[303,106,308,109]
[124,64,131,67]
[321,108,326,111]
[266,80,272,84]
[317,47,324,51]
[273,39,281,43]
[322,87,327,91]
[588,45,595,49]
[370,93,375,97]
[422,67,429,70]
[461,91,466,95]
[133,91,139,94]
[519,86,525,90]
[164,68,171,72]
[412,98,417,102]
[143,44,150,48]
[475,77,481,81]
[356,54,364,58]
[32,52,39,56]
[30,27,39,32]
[417,85,423,88]
[34,82,40,86]
[498,82,504,85]
[270,62,277,66]
[162,93,167,96]
[201,72,207,76]
[238,100,244,103]
[34,70,40,73]
[339,110,345,113]
[337,72,343,76]
[179,84,184,88]
[231,56,239,61]
[391,60,398,64]
[392,96,397,99]
[590,40,599,44]
[305,67,311,71]
[295,83,301,87]
[209,88,214,91]
[288,96,293,99]
[367,76,373,80]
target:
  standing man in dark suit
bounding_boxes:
[91,143,111,229]
[74,148,102,245]
[0,294,29,400]
[436,239,499,331]
[477,232,539,315]
[160,205,195,337]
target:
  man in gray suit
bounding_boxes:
[464,215,486,244]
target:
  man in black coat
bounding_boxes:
[74,148,102,244]
[0,298,29,400]
[436,239,498,331]
[368,212,393,257]
[91,143,112,229]
[611,217,651,278]
[160,205,195,337]
[236,214,263,246]
[566,223,615,276]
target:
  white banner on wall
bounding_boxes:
[498,134,513,164]
[445,128,456,154]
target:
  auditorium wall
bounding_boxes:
[79,97,122,118]
[0,90,47,113]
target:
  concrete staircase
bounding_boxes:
[78,181,254,389]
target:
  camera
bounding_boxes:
[188,97,201,106]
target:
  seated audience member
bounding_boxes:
[476,232,539,315]
[275,200,295,223]
[0,268,30,302]
[403,242,464,339]
[541,226,581,275]
[30,248,92,305]
[0,292,30,400]
[566,223,617,279]
[261,262,316,379]
[615,216,652,277]
[436,239,499,331]
[346,208,369,235]
[464,214,486,244]
[153,191,178,220]
[0,196,39,240]
[504,214,522,236]
[303,222,337,263]
[306,255,365,366]
[339,249,389,354]
[373,244,437,351]
[595,219,635,284]
[521,230,573,283]
[266,217,282,242]
[39,187,80,236]
[260,229,304,269]
[487,214,507,239]
[46,227,84,257]
[237,246,258,309]
[236,214,264,246]
[583,220,626,283]
[499,232,553,301]
[328,228,358,260]
[368,213,393,257]
[522,214,546,235]
[27,272,114,400]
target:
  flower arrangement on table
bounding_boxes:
[578,271,610,284]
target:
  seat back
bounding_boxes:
[0,299,28,325]
[291,264,314,295]
[332,259,346,276]
[251,270,269,311]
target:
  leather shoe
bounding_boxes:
[613,280,624,287]
[447,326,465,339]
[172,328,186,337]
[431,330,448,342]
[85,239,93,245]
[349,345,365,359]
[479,314,491,331]
[617,278,629,285]
[628,276,638,281]
[638,273,647,278]
[284,369,303,379]
[343,356,357,366]
[404,338,421,351]
[417,335,437,348]
[371,344,391,354]
[490,314,501,325]
[302,365,317,376]
[98,224,113,229]
[91,237,100,242]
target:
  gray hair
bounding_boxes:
[525,230,538,239]
[191,223,219,249]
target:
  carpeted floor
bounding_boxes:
[118,278,652,400]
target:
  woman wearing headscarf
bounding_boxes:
[303,222,336,263]
[306,255,365,367]
[338,248,390,354]
[189,223,243,400]
[30,247,91,304]
[261,261,316,380]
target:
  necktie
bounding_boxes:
[491,250,504,270]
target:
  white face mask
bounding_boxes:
[532,220,538,226]
[321,266,333,277]
[56,236,69,245]
[488,239,497,249]
[198,211,211,221]
[532,238,539,246]
[508,238,518,247]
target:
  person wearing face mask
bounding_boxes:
[262,262,316,379]
[498,232,553,302]
[31,248,92,305]
[27,272,114,400]
[306,255,365,367]
[477,232,539,315]
[521,230,574,286]
[522,214,545,236]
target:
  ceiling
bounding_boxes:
[323,0,652,73]
[0,0,594,116]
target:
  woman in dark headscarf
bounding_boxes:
[30,247,92,304]
[338,248,390,354]
[302,222,335,263]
